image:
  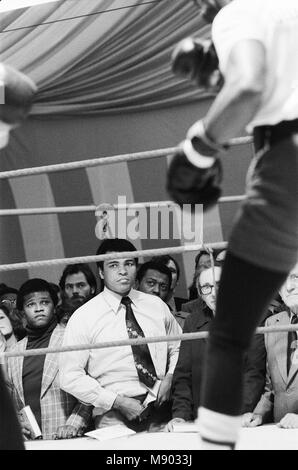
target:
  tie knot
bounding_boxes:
[121,296,132,307]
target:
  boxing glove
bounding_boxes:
[166,120,228,211]
[166,143,222,211]
[171,37,222,90]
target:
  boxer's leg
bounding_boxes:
[198,136,298,448]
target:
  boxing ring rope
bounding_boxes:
[0,195,246,216]
[0,242,228,272]
[1,324,298,360]
[0,136,252,180]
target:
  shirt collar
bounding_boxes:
[103,287,138,313]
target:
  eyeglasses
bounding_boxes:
[199,282,220,295]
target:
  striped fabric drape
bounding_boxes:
[0,0,252,293]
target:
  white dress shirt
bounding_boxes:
[213,0,298,130]
[59,287,181,416]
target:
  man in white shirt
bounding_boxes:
[167,0,298,449]
[59,239,181,431]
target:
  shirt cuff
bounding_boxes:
[93,390,118,416]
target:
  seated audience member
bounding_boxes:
[56,297,85,326]
[136,261,172,303]
[60,239,181,432]
[166,263,268,431]
[188,250,212,300]
[152,255,187,312]
[137,261,187,328]
[59,263,97,302]
[0,303,25,350]
[188,249,226,300]
[6,278,91,440]
[0,286,18,312]
[243,260,298,429]
[0,304,26,379]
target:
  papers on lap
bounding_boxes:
[172,422,197,433]
[85,425,136,441]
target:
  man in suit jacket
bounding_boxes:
[166,264,268,430]
[6,278,91,440]
[243,260,298,428]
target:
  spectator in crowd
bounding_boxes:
[188,250,212,300]
[0,286,18,313]
[56,297,85,326]
[0,304,25,350]
[6,278,91,440]
[152,255,187,312]
[59,263,97,302]
[60,239,181,432]
[137,261,186,328]
[188,249,226,301]
[0,304,26,381]
[136,261,172,303]
[243,260,298,429]
[166,263,268,431]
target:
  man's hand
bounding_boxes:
[164,417,186,432]
[241,412,263,427]
[112,395,144,421]
[156,374,172,406]
[277,413,298,429]
[19,421,33,440]
[52,425,83,440]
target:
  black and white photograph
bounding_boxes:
[1,0,298,454]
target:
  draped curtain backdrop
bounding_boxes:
[0,0,252,292]
[1,0,212,116]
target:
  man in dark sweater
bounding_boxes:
[6,279,91,440]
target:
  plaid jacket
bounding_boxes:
[6,324,92,439]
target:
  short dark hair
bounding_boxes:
[96,238,138,270]
[136,261,172,286]
[151,255,180,282]
[59,263,97,294]
[17,278,58,311]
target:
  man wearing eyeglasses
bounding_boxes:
[166,263,267,431]
[243,261,298,429]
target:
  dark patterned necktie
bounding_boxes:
[121,296,157,388]
[287,314,298,375]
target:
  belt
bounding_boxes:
[253,118,298,152]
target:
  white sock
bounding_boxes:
[197,407,242,450]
